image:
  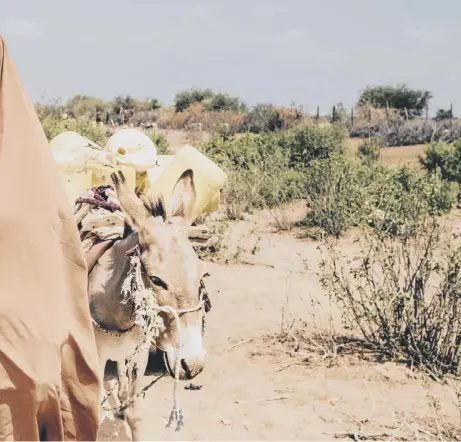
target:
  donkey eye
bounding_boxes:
[150,276,167,290]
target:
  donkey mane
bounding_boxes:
[141,194,167,221]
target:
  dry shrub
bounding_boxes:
[157,104,245,133]
[321,217,461,378]
[352,104,400,125]
[129,109,159,126]
[156,103,207,130]
[347,104,461,147]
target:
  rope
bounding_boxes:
[91,317,137,337]
[97,253,207,432]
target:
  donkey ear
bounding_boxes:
[111,171,152,232]
[169,169,196,224]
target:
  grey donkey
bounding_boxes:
[88,169,210,440]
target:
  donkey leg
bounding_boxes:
[124,349,150,441]
[95,336,121,421]
[116,358,130,414]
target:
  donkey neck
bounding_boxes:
[89,232,143,333]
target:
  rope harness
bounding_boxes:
[94,248,210,431]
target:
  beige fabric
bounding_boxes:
[0,37,102,440]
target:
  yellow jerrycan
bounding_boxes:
[147,146,227,221]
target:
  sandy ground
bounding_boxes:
[346,138,426,167]
[97,202,461,441]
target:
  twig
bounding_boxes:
[240,260,276,269]
[288,329,300,353]
[430,400,443,441]
[273,361,304,372]
[331,432,392,441]
[225,338,254,350]
[235,395,290,405]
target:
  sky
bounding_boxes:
[1,0,460,114]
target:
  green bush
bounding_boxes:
[201,133,306,218]
[304,154,365,236]
[40,114,108,146]
[304,157,457,237]
[358,136,383,162]
[149,132,170,155]
[284,123,348,167]
[366,166,457,236]
[419,141,461,183]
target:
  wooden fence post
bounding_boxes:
[386,101,390,125]
[316,106,319,124]
[351,108,354,128]
[332,105,336,123]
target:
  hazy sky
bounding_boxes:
[1,0,460,114]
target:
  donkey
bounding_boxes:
[88,169,209,440]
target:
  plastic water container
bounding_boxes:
[147,146,227,220]
[57,165,93,205]
[147,155,174,184]
[91,164,136,191]
[50,131,114,167]
[105,128,157,171]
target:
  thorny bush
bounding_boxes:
[320,217,461,377]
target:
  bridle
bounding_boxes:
[125,242,211,312]
[92,243,211,338]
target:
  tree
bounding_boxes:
[174,88,214,112]
[205,93,246,112]
[358,84,432,118]
[149,98,162,111]
[66,95,106,118]
[435,108,453,121]
[112,95,136,114]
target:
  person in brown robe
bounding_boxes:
[0,37,102,440]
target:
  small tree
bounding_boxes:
[66,95,106,118]
[205,93,246,112]
[435,108,453,121]
[149,98,162,111]
[174,88,214,112]
[358,84,432,118]
[112,95,136,114]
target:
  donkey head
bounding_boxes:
[111,169,209,380]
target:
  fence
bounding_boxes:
[303,103,461,147]
[313,103,456,127]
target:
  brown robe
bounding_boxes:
[0,37,102,440]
